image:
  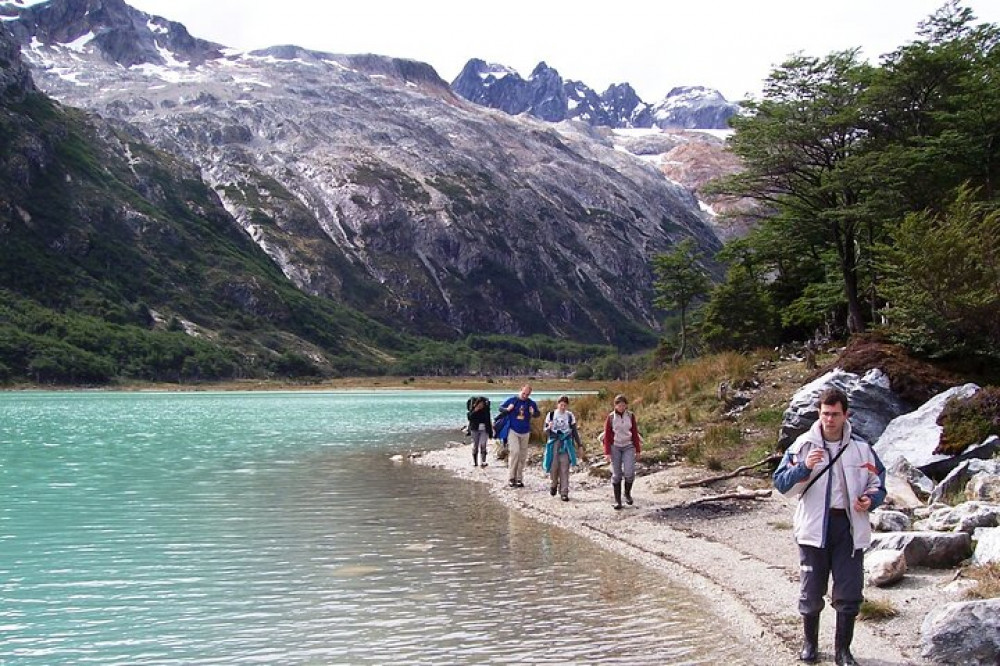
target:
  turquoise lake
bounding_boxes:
[0,390,754,664]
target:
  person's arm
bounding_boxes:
[630,412,642,455]
[773,443,813,494]
[857,445,887,511]
[543,410,553,432]
[602,414,612,457]
[570,414,582,448]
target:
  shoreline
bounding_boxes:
[0,376,605,393]
[413,439,949,666]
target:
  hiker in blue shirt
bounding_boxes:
[500,384,540,488]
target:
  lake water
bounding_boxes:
[0,390,755,664]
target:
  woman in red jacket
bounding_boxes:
[602,394,642,509]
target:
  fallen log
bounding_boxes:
[683,489,772,506]
[678,453,782,488]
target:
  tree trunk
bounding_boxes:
[672,308,687,364]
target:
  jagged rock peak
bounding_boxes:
[0,21,35,101]
[652,85,740,129]
[2,0,224,66]
[452,56,738,130]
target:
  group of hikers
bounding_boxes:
[466,384,887,665]
[465,384,642,509]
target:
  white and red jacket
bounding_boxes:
[773,419,887,550]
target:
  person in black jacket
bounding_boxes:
[467,397,494,467]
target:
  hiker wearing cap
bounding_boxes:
[602,394,642,510]
[773,388,886,666]
[543,395,581,501]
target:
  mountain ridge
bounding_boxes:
[451,58,740,130]
[3,0,727,351]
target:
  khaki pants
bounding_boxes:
[508,430,530,482]
[549,451,571,496]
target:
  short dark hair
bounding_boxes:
[818,388,848,412]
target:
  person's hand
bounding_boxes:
[804,448,825,470]
[854,495,872,512]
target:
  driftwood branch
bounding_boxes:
[678,453,782,488]
[683,489,772,506]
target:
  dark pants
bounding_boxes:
[798,510,864,616]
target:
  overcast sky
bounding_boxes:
[123,0,1000,102]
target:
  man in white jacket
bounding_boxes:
[773,388,886,666]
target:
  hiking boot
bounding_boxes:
[515,481,525,488]
[561,495,569,502]
[834,614,858,666]
[508,480,517,488]
[550,485,558,496]
[800,613,819,663]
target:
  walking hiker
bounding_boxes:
[602,394,642,510]
[500,384,539,488]
[773,388,886,666]
[467,396,493,468]
[543,395,580,501]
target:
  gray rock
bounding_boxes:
[889,457,935,500]
[875,384,981,477]
[930,458,1000,504]
[966,459,1000,503]
[870,509,911,532]
[973,527,1000,565]
[869,531,972,568]
[778,368,909,451]
[921,599,1000,665]
[913,502,1000,534]
[865,549,907,587]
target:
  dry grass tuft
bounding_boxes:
[859,597,898,621]
[962,563,1000,599]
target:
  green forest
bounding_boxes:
[694,2,1000,368]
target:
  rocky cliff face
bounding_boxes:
[4,0,724,347]
[0,21,34,101]
[452,58,739,131]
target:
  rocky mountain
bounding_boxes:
[0,20,417,382]
[3,0,724,349]
[451,58,739,130]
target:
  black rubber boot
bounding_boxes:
[473,450,479,466]
[799,613,820,663]
[613,481,623,510]
[834,613,859,666]
[624,480,634,505]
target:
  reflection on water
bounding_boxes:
[0,392,754,664]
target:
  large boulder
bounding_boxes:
[865,549,907,587]
[874,384,981,478]
[778,368,909,451]
[929,458,1000,505]
[869,531,972,568]
[921,599,1000,665]
[885,458,934,509]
